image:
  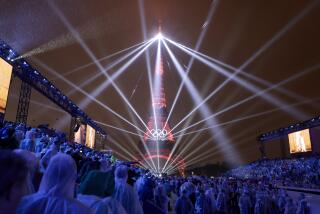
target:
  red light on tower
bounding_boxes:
[138,24,184,175]
[143,30,174,142]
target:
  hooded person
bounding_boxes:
[78,160,114,198]
[0,127,19,150]
[154,184,169,214]
[113,165,143,214]
[14,149,40,194]
[284,197,296,214]
[175,182,194,214]
[77,160,126,214]
[215,188,227,213]
[19,130,35,152]
[17,153,92,214]
[296,193,310,214]
[77,155,101,183]
[14,129,25,145]
[277,189,287,213]
[35,134,47,153]
[135,177,164,214]
[205,187,217,213]
[254,191,268,214]
[168,180,178,212]
[195,186,213,214]
[39,143,58,172]
[238,188,252,214]
[77,186,126,214]
[0,150,29,214]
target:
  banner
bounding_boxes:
[85,125,96,148]
[0,58,13,115]
[288,129,312,153]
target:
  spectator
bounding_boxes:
[113,165,143,214]
[17,153,91,214]
[19,130,35,152]
[238,189,251,214]
[78,160,115,198]
[0,150,29,214]
[155,184,169,214]
[175,187,194,214]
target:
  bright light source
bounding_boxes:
[155,33,163,40]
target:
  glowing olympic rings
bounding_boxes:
[150,129,168,140]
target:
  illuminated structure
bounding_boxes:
[0,39,107,136]
[139,36,185,175]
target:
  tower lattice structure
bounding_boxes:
[140,48,185,175]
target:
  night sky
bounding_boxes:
[1,0,320,170]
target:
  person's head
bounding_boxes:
[0,150,29,214]
[115,165,128,183]
[14,149,39,176]
[100,160,111,172]
[52,136,60,144]
[25,131,35,141]
[39,135,47,143]
[14,130,25,142]
[180,182,195,197]
[136,177,155,202]
[38,153,77,198]
[155,184,167,198]
[6,128,15,138]
[49,142,58,150]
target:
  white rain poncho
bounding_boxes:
[77,194,127,214]
[155,185,169,214]
[14,149,39,194]
[17,153,92,214]
[113,165,143,214]
[39,144,58,172]
[205,188,217,212]
[19,130,35,152]
[77,194,110,213]
[102,197,127,214]
[238,192,252,214]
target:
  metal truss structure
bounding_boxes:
[0,39,107,136]
[16,81,32,124]
[258,115,320,142]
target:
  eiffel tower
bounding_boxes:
[139,31,185,175]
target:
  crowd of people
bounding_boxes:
[226,156,320,189]
[0,120,315,213]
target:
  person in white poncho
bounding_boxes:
[112,165,143,214]
[17,153,92,214]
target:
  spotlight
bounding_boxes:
[155,33,163,40]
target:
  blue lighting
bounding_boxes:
[0,39,106,136]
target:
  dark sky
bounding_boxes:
[1,0,320,170]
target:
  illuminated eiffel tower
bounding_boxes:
[138,29,185,175]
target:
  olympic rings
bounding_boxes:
[149,129,168,140]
